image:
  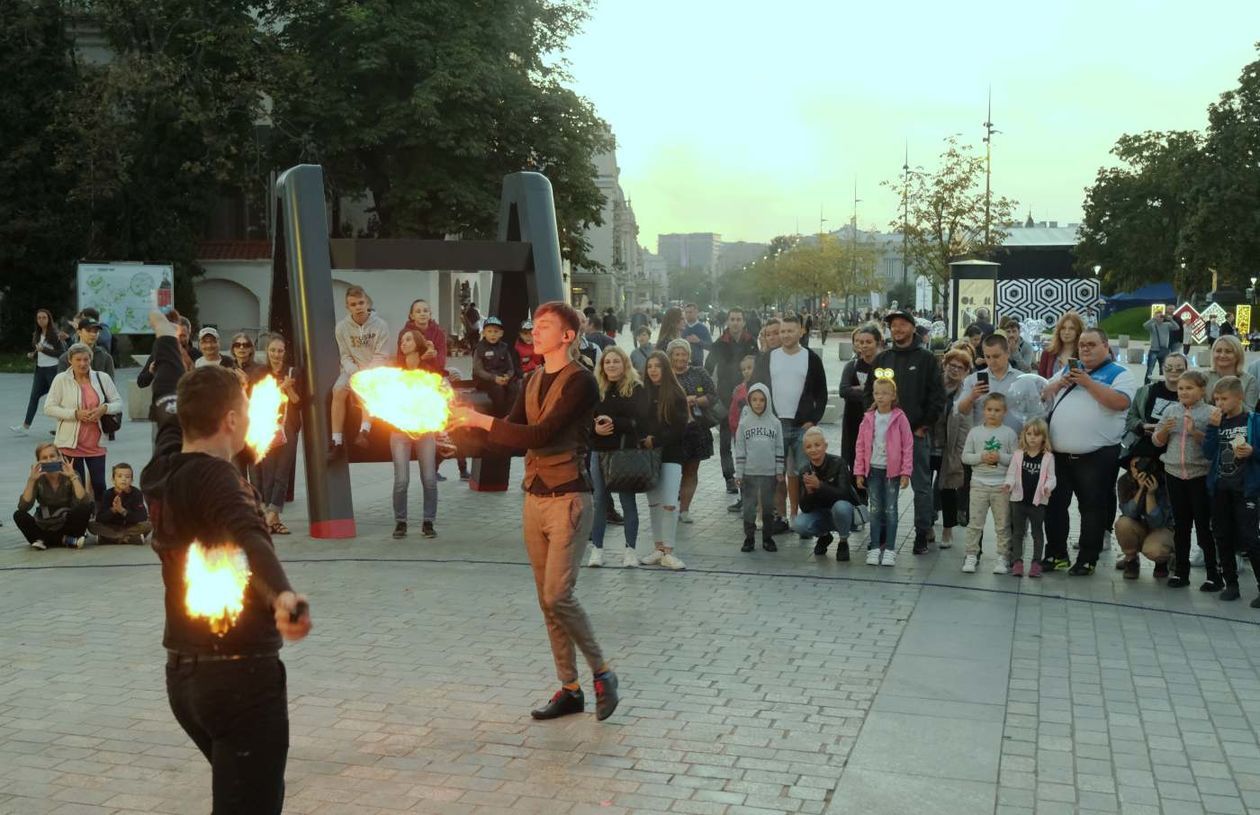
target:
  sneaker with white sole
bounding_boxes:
[881,549,896,567]
[10,425,28,435]
[640,549,666,566]
[962,554,978,573]
[992,558,1010,575]
[865,549,881,566]
[622,549,639,568]
[660,553,686,570]
[678,512,693,525]
[30,540,46,550]
[587,548,603,568]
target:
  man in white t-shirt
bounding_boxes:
[1041,326,1137,575]
[750,315,828,527]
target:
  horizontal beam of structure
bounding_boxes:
[328,239,532,272]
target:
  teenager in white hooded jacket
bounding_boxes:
[734,383,784,552]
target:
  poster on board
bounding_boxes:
[77,263,174,335]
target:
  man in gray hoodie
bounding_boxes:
[735,383,785,552]
[1144,312,1173,382]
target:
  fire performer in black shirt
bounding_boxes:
[452,300,620,721]
[141,311,311,814]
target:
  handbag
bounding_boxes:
[599,437,661,494]
[92,371,122,434]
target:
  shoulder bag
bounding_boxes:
[92,371,123,434]
[599,435,660,494]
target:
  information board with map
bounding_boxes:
[77,263,174,335]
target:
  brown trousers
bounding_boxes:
[523,492,603,684]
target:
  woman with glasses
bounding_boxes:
[229,333,261,378]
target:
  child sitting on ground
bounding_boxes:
[960,393,1016,574]
[88,462,152,545]
[734,383,784,553]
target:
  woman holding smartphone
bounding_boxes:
[14,442,91,549]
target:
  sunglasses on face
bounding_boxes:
[232,342,253,348]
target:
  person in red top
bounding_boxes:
[515,321,540,374]
[397,299,447,373]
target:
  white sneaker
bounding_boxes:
[962,554,978,573]
[865,549,881,566]
[679,511,693,525]
[992,558,1010,575]
[9,425,28,434]
[30,540,46,550]
[938,537,953,550]
[881,549,896,567]
[72,536,86,549]
[660,553,687,570]
[587,548,603,568]
[640,549,666,566]
[622,549,639,568]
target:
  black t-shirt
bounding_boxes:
[1021,453,1043,504]
[1143,382,1178,425]
[1216,412,1249,490]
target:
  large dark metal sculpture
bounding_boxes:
[269,165,566,538]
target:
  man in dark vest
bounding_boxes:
[453,300,620,722]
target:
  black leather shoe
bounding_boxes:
[762,538,777,552]
[1068,561,1095,576]
[813,533,833,556]
[741,537,755,553]
[531,687,584,720]
[594,670,619,721]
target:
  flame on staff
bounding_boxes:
[245,375,288,460]
[350,367,455,437]
[185,542,251,636]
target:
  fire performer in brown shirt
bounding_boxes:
[452,300,620,721]
[141,311,311,813]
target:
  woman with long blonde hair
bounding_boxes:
[1205,334,1259,407]
[1037,311,1085,378]
[588,346,648,567]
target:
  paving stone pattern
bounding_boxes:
[3,340,1260,813]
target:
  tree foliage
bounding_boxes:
[1078,44,1260,300]
[265,0,610,267]
[882,135,1017,295]
[715,233,880,310]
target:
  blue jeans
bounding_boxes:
[793,501,855,539]
[867,467,900,550]
[589,451,639,549]
[780,421,806,474]
[390,432,437,523]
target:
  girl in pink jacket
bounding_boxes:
[1002,417,1057,577]
[855,377,914,566]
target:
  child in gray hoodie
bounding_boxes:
[735,383,785,552]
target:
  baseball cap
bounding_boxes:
[520,320,533,330]
[198,327,219,340]
[483,316,503,327]
[883,309,916,325]
[77,316,101,330]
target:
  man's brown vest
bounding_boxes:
[522,361,588,491]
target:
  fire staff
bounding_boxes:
[453,301,620,722]
[141,311,311,814]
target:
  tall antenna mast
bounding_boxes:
[982,86,999,247]
[902,141,910,284]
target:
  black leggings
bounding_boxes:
[1166,474,1216,580]
[931,454,962,529]
[14,504,91,546]
[23,365,58,426]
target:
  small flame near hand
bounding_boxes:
[244,376,288,461]
[185,542,251,636]
[350,368,455,437]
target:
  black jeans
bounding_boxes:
[1166,474,1216,580]
[931,454,961,529]
[13,504,91,546]
[166,655,289,814]
[719,421,735,481]
[1046,445,1120,564]
[1211,488,1258,587]
[23,365,58,426]
[65,453,107,513]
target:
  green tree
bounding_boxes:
[266,0,610,267]
[668,267,714,306]
[1075,131,1204,297]
[0,0,84,345]
[57,0,274,324]
[883,135,1017,296]
[1180,47,1260,291]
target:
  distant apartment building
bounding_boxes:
[716,240,769,274]
[658,233,721,277]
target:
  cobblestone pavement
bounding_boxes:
[4,340,1260,814]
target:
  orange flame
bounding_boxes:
[245,375,288,460]
[184,542,251,636]
[350,367,455,437]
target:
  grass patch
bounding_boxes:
[0,352,38,373]
[1101,306,1153,340]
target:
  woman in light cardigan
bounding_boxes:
[44,343,122,511]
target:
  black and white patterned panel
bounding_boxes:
[997,278,1102,325]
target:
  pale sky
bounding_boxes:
[563,0,1260,247]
